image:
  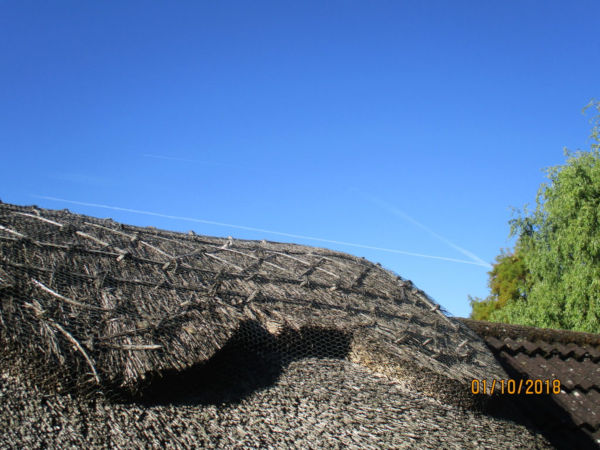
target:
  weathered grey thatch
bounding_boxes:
[0,201,557,448]
[1,357,553,449]
[0,201,505,403]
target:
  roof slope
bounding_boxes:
[0,201,563,448]
[460,318,600,448]
[0,201,504,406]
[1,357,553,448]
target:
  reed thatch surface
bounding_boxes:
[0,201,506,407]
[0,358,553,449]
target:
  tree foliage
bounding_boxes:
[469,245,529,321]
[471,101,600,333]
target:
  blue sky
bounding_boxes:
[2,1,599,318]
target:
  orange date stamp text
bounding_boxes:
[471,379,561,395]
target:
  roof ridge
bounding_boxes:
[457,318,600,349]
[483,340,600,362]
[561,385,600,396]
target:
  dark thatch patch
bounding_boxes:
[0,201,506,409]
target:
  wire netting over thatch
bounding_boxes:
[0,201,506,406]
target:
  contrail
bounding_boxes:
[32,195,487,267]
[353,190,492,269]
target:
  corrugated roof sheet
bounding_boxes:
[460,318,600,448]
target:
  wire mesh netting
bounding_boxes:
[0,201,508,407]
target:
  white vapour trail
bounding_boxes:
[354,191,492,269]
[32,195,486,267]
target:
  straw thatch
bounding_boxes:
[0,201,506,407]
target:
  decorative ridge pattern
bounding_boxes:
[0,201,505,409]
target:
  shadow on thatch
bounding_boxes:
[0,201,511,412]
[117,320,353,406]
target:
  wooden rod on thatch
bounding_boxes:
[85,222,196,254]
[74,231,111,248]
[174,249,204,260]
[100,343,162,350]
[220,236,234,249]
[23,302,101,384]
[220,247,290,274]
[413,291,459,330]
[139,240,173,259]
[84,222,137,240]
[15,213,113,249]
[373,325,397,341]
[96,326,151,341]
[31,279,113,312]
[14,212,63,227]
[0,224,26,238]
[205,252,243,271]
[50,321,101,384]
[269,250,339,279]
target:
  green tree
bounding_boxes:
[482,101,600,333]
[469,244,529,321]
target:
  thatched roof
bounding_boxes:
[0,201,560,448]
[0,201,507,405]
[1,356,554,448]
